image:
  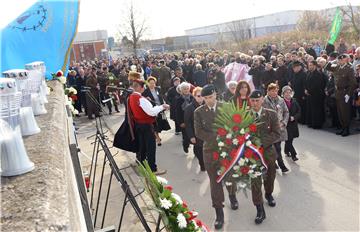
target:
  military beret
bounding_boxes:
[249,89,263,99]
[292,61,302,67]
[337,54,349,59]
[201,84,216,97]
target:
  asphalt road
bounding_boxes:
[85,110,359,232]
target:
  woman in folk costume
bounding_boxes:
[142,76,171,146]
[263,83,290,173]
[231,80,251,109]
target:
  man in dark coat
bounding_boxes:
[289,61,307,124]
[182,59,194,84]
[193,64,207,87]
[305,61,326,128]
[85,67,100,119]
[325,54,357,136]
[212,65,226,96]
[275,56,288,92]
[165,77,181,134]
[249,59,265,90]
[194,85,238,230]
[262,62,277,92]
[157,60,172,97]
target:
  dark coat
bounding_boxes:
[263,69,277,89]
[213,71,226,95]
[223,89,234,102]
[175,95,194,125]
[249,65,265,88]
[275,65,288,90]
[182,64,194,84]
[166,86,180,120]
[193,70,207,87]
[285,98,301,140]
[305,70,326,128]
[184,100,202,142]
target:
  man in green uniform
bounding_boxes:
[249,90,281,224]
[194,84,238,230]
[325,54,357,136]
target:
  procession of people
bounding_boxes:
[67,40,360,229]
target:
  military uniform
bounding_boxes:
[194,101,236,209]
[251,107,280,205]
[325,61,357,135]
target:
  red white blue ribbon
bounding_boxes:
[216,134,268,183]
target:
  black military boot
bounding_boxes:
[341,127,350,137]
[229,194,239,210]
[255,204,266,224]
[265,193,276,207]
[214,208,224,230]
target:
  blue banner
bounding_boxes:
[1,0,79,79]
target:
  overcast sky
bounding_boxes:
[1,0,359,40]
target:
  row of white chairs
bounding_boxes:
[1,61,50,177]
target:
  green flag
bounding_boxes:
[328,8,343,45]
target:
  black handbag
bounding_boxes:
[113,98,138,153]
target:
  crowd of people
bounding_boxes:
[67,39,360,229]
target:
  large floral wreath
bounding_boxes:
[213,102,267,189]
[138,161,210,232]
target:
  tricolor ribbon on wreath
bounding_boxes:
[216,133,268,183]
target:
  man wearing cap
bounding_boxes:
[325,54,357,136]
[194,84,238,230]
[128,79,169,175]
[249,89,280,224]
[289,61,307,124]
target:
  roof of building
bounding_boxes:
[73,30,108,43]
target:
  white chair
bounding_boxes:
[25,61,49,102]
[0,78,34,176]
[2,69,41,136]
[27,69,47,115]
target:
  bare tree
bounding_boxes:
[340,3,360,39]
[296,11,329,32]
[118,2,148,56]
[226,20,252,46]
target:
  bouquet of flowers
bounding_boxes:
[213,102,267,189]
[138,161,210,232]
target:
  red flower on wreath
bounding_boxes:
[225,138,232,145]
[249,124,257,133]
[232,114,242,124]
[237,135,246,144]
[232,126,239,132]
[56,71,63,77]
[240,166,250,175]
[221,159,231,168]
[244,149,253,159]
[230,149,238,159]
[213,152,219,161]
[164,185,173,191]
[182,202,188,208]
[70,95,78,101]
[194,219,203,227]
[217,128,227,137]
[258,146,264,154]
